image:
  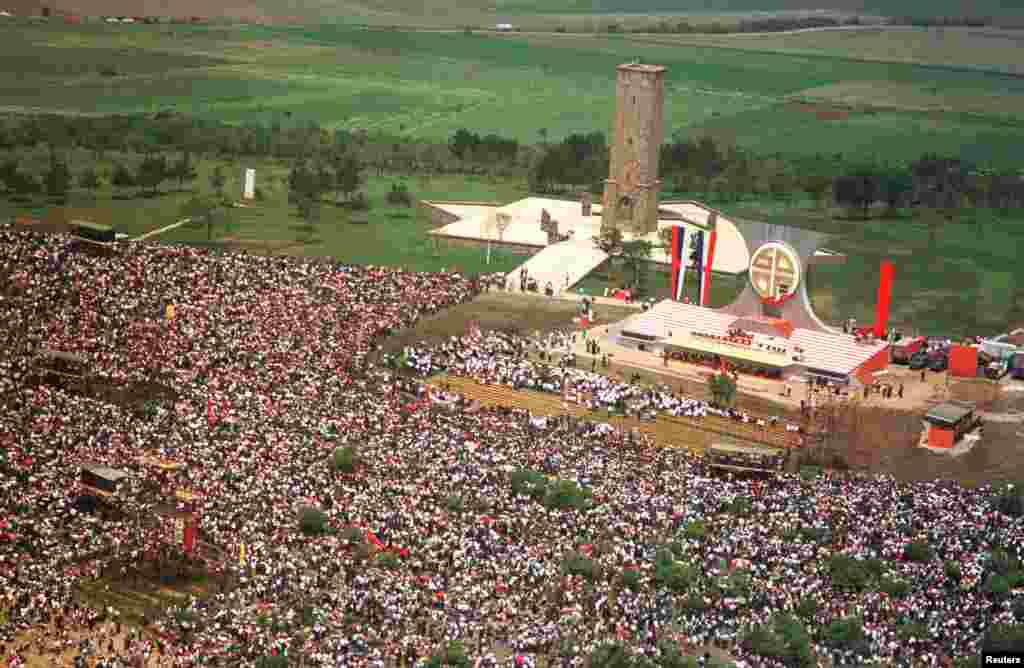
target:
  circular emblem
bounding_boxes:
[749,242,801,302]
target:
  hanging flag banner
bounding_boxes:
[701,213,719,306]
[690,230,705,306]
[670,225,688,301]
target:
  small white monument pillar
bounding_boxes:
[242,168,256,200]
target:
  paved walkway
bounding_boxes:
[507,239,608,293]
[132,217,191,242]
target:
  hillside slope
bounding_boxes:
[10,0,1024,24]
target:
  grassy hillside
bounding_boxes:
[17,0,1024,26]
[4,21,1024,170]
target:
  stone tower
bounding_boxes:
[601,63,666,238]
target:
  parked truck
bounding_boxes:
[891,336,926,364]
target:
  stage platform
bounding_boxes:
[610,299,890,385]
[425,197,752,274]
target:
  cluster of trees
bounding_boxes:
[628,14,863,35]
[530,131,607,194]
[510,467,592,510]
[286,154,366,226]
[890,15,1012,28]
[2,112,1023,251]
[526,129,1024,225]
[0,114,528,177]
[0,149,200,201]
[448,129,519,163]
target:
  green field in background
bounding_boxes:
[3,22,1024,168]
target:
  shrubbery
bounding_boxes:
[896,621,929,643]
[721,498,752,516]
[348,191,371,211]
[794,597,818,620]
[561,551,598,580]
[510,469,591,510]
[984,624,1024,653]
[742,614,813,668]
[996,483,1024,517]
[680,593,708,612]
[877,577,911,598]
[298,506,329,535]
[823,616,868,652]
[683,520,707,540]
[944,560,962,582]
[331,446,357,473]
[653,548,696,592]
[510,468,547,499]
[903,540,933,563]
[386,181,413,206]
[445,494,465,513]
[826,555,884,592]
[543,478,592,511]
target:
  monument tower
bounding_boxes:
[601,63,667,237]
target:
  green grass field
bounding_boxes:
[711,198,1024,336]
[4,21,1024,169]
[3,151,1022,335]
[0,150,528,274]
[3,18,1024,335]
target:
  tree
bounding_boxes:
[331,446,357,473]
[386,181,413,206]
[288,159,315,204]
[878,171,913,216]
[0,157,18,190]
[209,165,226,201]
[181,195,222,241]
[171,151,197,191]
[832,173,879,218]
[44,152,71,200]
[592,226,624,255]
[742,614,813,668]
[137,154,168,196]
[336,156,362,203]
[995,483,1024,518]
[111,161,136,189]
[296,195,321,229]
[802,174,832,210]
[822,617,868,653]
[620,239,654,292]
[708,373,736,407]
[298,506,328,535]
[77,166,100,193]
[315,162,333,199]
[449,128,480,160]
[903,540,933,563]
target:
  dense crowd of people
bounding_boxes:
[1,224,1022,668]
[393,332,803,434]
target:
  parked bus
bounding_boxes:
[71,221,115,243]
[707,442,788,474]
